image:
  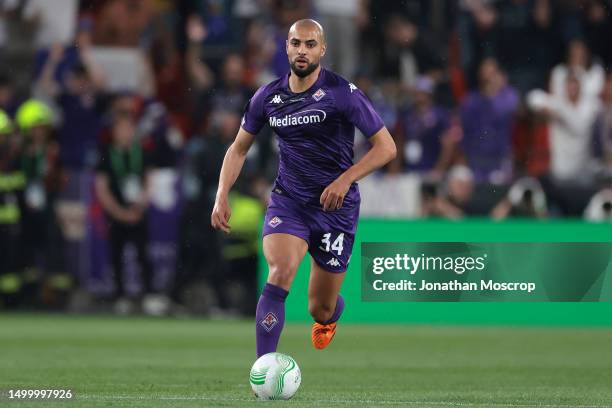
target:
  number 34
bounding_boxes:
[319,233,344,255]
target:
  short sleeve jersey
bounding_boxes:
[241,68,384,208]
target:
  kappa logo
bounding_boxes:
[349,83,358,93]
[270,94,284,104]
[326,258,340,267]
[312,88,326,101]
[268,216,283,228]
[260,312,278,332]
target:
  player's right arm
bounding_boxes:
[211,127,256,233]
[212,84,267,232]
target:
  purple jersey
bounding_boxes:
[241,68,384,208]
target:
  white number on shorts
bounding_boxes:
[320,233,331,252]
[319,232,344,255]
[331,233,344,255]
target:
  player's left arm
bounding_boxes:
[320,127,396,211]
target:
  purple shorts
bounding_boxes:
[262,191,359,273]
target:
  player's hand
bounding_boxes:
[211,195,231,233]
[320,175,351,211]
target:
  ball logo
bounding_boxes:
[260,312,279,332]
[268,109,327,127]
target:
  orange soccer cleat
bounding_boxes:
[311,322,337,350]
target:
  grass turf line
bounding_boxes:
[0,314,611,407]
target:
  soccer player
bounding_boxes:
[211,19,396,356]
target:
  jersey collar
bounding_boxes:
[283,67,326,95]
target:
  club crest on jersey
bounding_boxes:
[260,312,278,332]
[268,216,283,228]
[270,94,283,104]
[312,88,326,101]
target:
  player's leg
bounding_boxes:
[308,259,345,323]
[256,233,308,357]
[308,260,345,349]
[306,204,358,349]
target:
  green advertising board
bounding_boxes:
[258,219,612,325]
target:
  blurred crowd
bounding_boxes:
[0,0,611,314]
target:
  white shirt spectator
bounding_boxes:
[528,89,601,181]
[550,64,605,99]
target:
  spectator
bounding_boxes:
[209,53,251,115]
[497,0,562,93]
[243,20,277,87]
[373,15,444,88]
[459,58,519,184]
[592,71,612,180]
[15,99,68,302]
[176,110,260,314]
[185,15,252,125]
[582,0,612,68]
[175,117,228,310]
[457,0,500,88]
[392,76,458,181]
[94,112,154,313]
[353,72,399,165]
[93,0,156,47]
[0,109,24,307]
[422,165,475,220]
[528,73,601,183]
[550,39,604,99]
[32,19,95,89]
[38,43,107,170]
[491,177,548,219]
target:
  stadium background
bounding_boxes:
[1,1,612,406]
[0,0,610,317]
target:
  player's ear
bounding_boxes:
[285,40,289,55]
[320,43,326,58]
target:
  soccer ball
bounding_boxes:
[249,352,301,400]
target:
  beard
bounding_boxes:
[290,59,319,78]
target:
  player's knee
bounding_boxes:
[267,261,298,288]
[308,301,334,323]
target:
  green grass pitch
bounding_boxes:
[1,314,611,407]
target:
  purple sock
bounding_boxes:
[256,283,288,357]
[323,294,344,324]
